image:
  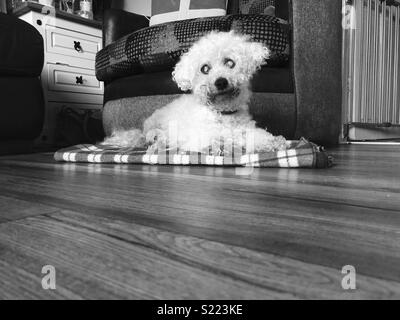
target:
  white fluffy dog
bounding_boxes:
[104,31,287,155]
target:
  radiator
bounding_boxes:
[343,0,400,137]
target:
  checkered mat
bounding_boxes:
[54,138,333,168]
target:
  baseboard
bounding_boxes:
[346,124,400,141]
[0,140,35,156]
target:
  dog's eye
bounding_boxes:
[200,64,211,74]
[224,58,236,69]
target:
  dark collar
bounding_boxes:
[220,110,238,115]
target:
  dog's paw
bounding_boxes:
[251,129,287,153]
[102,129,145,148]
[145,129,171,152]
[146,129,165,144]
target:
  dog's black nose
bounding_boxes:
[215,77,228,91]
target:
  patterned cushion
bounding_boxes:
[96,14,290,82]
[150,0,228,26]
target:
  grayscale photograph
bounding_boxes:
[0,0,399,305]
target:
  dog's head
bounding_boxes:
[172,31,270,113]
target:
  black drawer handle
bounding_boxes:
[76,76,83,84]
[74,41,82,52]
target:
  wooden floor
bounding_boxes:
[0,144,399,299]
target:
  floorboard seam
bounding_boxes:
[229,188,400,213]
[42,212,400,289]
[40,212,301,296]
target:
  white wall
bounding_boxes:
[111,0,151,16]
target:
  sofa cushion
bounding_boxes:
[101,92,296,139]
[0,13,44,77]
[150,0,228,26]
[96,14,290,82]
[103,66,293,103]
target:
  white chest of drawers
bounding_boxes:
[15,3,103,145]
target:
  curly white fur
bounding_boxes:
[103,31,288,155]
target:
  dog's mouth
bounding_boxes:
[220,109,238,115]
[205,87,241,115]
[215,87,239,97]
[208,87,240,101]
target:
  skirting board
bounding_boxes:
[0,140,34,156]
[346,125,400,141]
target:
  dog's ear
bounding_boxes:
[172,51,196,91]
[243,41,270,77]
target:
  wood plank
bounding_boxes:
[0,155,399,213]
[0,213,398,300]
[0,195,59,223]
[2,146,400,205]
[0,145,399,298]
[0,152,399,282]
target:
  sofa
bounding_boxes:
[0,13,44,155]
[96,0,342,145]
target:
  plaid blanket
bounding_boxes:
[54,138,332,168]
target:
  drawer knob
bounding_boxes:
[76,76,83,84]
[74,41,82,52]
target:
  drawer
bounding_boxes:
[48,64,103,95]
[46,25,101,61]
[47,90,104,105]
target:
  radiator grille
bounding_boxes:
[343,0,400,126]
